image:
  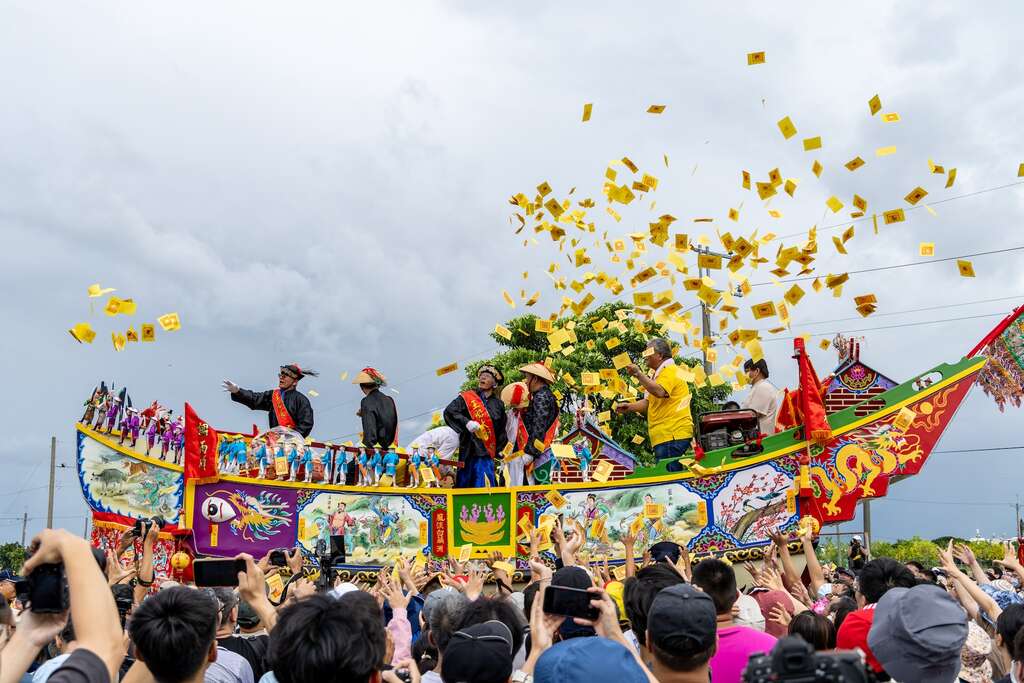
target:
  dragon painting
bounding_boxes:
[211,489,292,542]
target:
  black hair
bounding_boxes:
[997,604,1024,653]
[455,596,526,657]
[691,559,737,616]
[856,558,916,605]
[212,588,239,628]
[650,633,716,673]
[129,587,218,683]
[788,610,835,651]
[828,596,858,633]
[742,358,769,378]
[623,564,685,647]
[267,593,384,683]
[1013,626,1024,663]
[59,616,76,645]
[522,582,541,618]
[722,401,741,411]
[905,560,925,573]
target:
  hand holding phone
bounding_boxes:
[193,558,247,587]
[542,584,600,621]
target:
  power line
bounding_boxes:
[750,246,1024,287]
[884,498,1015,508]
[780,294,1024,328]
[758,311,1005,341]
[932,446,1024,454]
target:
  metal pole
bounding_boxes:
[863,500,872,559]
[47,436,56,529]
[20,512,27,546]
[83,515,90,539]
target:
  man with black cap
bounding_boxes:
[223,364,318,438]
[645,584,718,683]
[441,621,515,683]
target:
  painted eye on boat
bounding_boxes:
[202,496,236,523]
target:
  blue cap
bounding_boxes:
[0,570,22,583]
[535,637,648,683]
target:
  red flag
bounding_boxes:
[794,338,831,445]
[184,402,220,486]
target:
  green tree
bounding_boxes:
[459,301,732,464]
[0,542,25,573]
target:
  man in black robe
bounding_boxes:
[353,367,398,449]
[223,364,317,437]
[444,365,508,488]
[519,362,559,484]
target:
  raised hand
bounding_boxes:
[222,380,240,394]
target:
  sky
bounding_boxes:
[1,0,1023,544]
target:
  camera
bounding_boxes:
[133,516,166,538]
[269,549,288,567]
[313,535,346,592]
[15,554,70,614]
[743,636,875,683]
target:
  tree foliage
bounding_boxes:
[0,542,25,573]
[459,301,732,464]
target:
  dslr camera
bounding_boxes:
[15,550,70,614]
[133,515,166,538]
[743,636,875,683]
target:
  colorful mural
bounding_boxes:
[711,464,797,544]
[77,431,182,523]
[296,492,443,565]
[191,481,298,558]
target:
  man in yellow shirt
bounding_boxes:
[614,338,693,471]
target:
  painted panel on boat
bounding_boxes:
[192,481,298,557]
[77,431,182,523]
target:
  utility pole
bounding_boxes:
[47,436,56,529]
[20,512,27,546]
[83,516,90,539]
[690,244,731,376]
[1016,496,1021,539]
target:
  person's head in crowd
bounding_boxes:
[0,570,20,602]
[721,401,741,411]
[236,600,263,633]
[832,566,856,587]
[732,593,766,631]
[959,621,993,683]
[551,566,597,640]
[267,593,385,683]
[1011,627,1024,683]
[441,621,515,683]
[129,586,219,683]
[422,588,469,670]
[212,588,240,635]
[690,559,738,616]
[855,557,916,606]
[750,589,792,637]
[867,583,968,682]
[787,610,835,651]
[534,637,649,683]
[905,560,927,580]
[522,582,542,619]
[645,584,718,681]
[648,541,683,565]
[828,596,857,633]
[623,563,686,649]
[995,604,1024,665]
[456,595,526,659]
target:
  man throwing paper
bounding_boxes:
[616,338,693,472]
[223,363,317,438]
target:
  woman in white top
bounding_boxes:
[741,358,780,435]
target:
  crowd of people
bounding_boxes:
[3,519,1024,683]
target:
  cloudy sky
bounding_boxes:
[2,0,1022,544]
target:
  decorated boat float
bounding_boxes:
[77,308,1024,580]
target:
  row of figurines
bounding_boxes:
[218,439,457,488]
[81,391,184,463]
[217,438,599,487]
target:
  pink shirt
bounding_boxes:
[710,625,777,683]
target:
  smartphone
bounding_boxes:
[193,558,247,587]
[269,550,287,567]
[542,584,600,620]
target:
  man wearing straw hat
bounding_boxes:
[518,362,560,484]
[223,363,318,437]
[352,367,398,449]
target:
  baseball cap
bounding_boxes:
[236,600,261,629]
[0,570,23,583]
[648,541,683,564]
[867,583,968,682]
[647,584,717,653]
[535,637,648,683]
[441,620,514,683]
